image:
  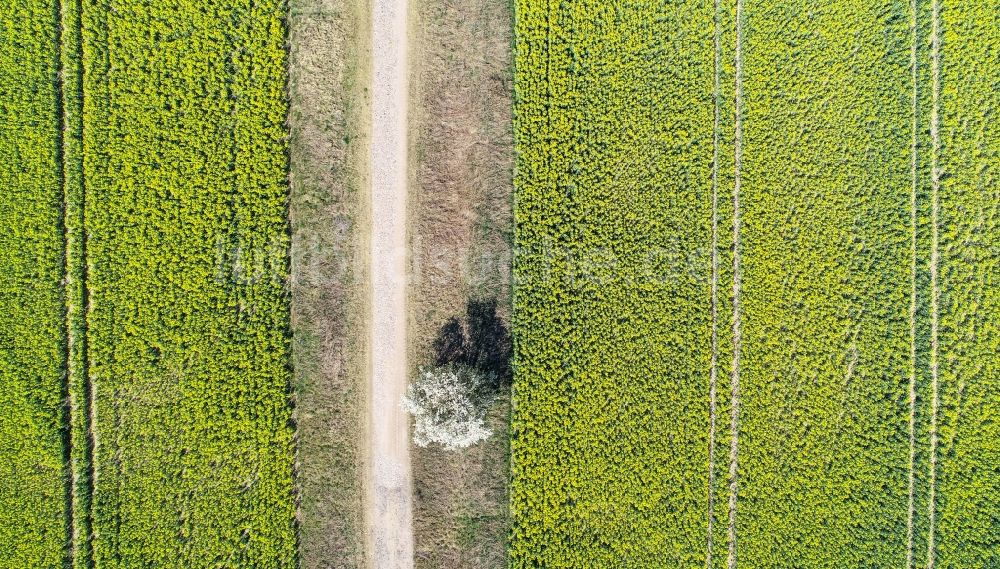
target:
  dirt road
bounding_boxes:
[368,0,413,566]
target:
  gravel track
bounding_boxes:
[368,0,414,565]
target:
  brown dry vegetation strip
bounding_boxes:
[287,0,370,567]
[408,0,514,565]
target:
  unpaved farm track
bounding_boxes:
[368,0,414,566]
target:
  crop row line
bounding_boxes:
[705,0,722,565]
[53,0,74,562]
[905,0,920,565]
[926,0,942,566]
[726,0,745,567]
[57,0,95,565]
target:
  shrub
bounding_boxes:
[402,365,494,450]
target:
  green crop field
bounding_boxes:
[936,1,1000,565]
[511,0,1000,567]
[79,0,296,566]
[737,1,915,566]
[0,1,70,566]
[510,0,718,565]
[2,0,999,566]
[2,0,297,566]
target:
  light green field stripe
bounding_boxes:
[737,1,914,566]
[80,1,297,565]
[0,1,70,566]
[934,1,1000,566]
[511,1,716,566]
[508,0,578,561]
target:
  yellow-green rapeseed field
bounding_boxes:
[80,0,297,565]
[2,0,297,566]
[512,0,1000,567]
[0,1,70,566]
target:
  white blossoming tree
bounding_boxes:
[401,365,493,450]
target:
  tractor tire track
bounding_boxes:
[727,0,745,567]
[706,0,722,565]
[905,0,920,564]
[58,0,95,564]
[926,0,941,566]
